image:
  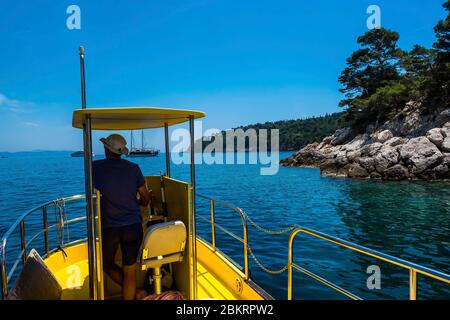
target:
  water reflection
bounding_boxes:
[336,180,450,299]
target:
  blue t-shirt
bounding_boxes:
[92,158,145,228]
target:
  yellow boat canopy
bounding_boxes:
[72,107,206,130]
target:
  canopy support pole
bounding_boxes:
[189,116,198,299]
[80,46,98,300]
[164,123,171,177]
[130,130,133,152]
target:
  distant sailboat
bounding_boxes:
[127,129,160,157]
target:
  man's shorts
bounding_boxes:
[102,223,143,267]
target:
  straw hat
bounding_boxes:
[100,134,129,155]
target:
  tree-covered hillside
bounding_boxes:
[201,112,343,151]
[235,113,344,151]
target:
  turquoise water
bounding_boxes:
[0,151,449,300]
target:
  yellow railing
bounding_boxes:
[196,195,450,300]
[288,227,450,300]
[196,194,249,280]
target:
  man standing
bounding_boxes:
[93,134,151,300]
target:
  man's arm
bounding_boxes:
[138,185,152,207]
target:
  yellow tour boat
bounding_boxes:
[1,48,450,301]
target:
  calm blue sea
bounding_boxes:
[0,151,449,300]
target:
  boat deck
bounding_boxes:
[196,261,237,300]
[45,240,261,300]
[51,258,237,300]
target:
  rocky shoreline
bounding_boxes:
[281,104,450,180]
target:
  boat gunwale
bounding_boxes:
[0,195,91,298]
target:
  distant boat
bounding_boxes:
[71,151,95,157]
[126,130,160,157]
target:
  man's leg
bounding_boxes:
[120,223,144,300]
[106,263,145,300]
[102,227,122,285]
[122,264,137,300]
[104,264,123,285]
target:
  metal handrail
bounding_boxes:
[0,195,91,299]
[197,193,249,280]
[197,215,244,244]
[6,216,87,283]
[288,227,450,300]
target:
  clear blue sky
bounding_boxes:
[0,0,447,152]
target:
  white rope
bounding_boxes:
[53,198,69,246]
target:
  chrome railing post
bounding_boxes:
[20,221,26,265]
[410,269,417,300]
[42,206,49,256]
[210,199,216,252]
[1,242,7,300]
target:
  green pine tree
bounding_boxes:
[338,28,404,129]
[430,0,450,108]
